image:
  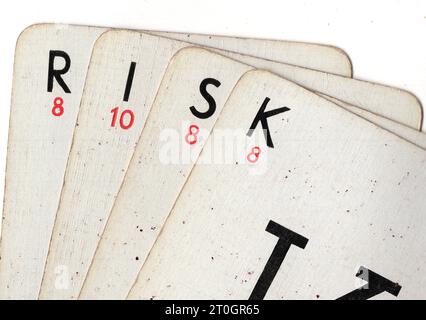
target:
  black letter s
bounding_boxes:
[190,78,221,119]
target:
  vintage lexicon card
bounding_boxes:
[38,29,396,300]
[40,30,422,299]
[129,69,426,300]
[81,48,426,300]
[78,47,254,299]
[1,23,355,300]
[3,23,422,300]
[0,24,105,299]
[38,31,255,299]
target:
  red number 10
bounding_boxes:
[110,107,135,130]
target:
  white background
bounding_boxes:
[0,0,425,207]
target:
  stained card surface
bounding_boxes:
[1,22,424,301]
[5,25,421,300]
[129,69,426,300]
[40,29,419,299]
[0,24,105,299]
[2,23,353,300]
[78,48,253,299]
[80,48,426,300]
[38,31,255,300]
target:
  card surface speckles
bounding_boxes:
[129,69,426,300]
[0,24,105,300]
[2,24,354,300]
[2,23,424,301]
[40,29,420,300]
[79,47,253,299]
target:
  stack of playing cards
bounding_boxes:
[1,23,425,300]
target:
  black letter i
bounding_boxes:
[123,62,137,102]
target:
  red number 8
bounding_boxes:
[52,97,64,117]
[247,146,261,163]
[185,125,199,145]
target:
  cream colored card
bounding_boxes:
[3,24,420,299]
[77,48,252,299]
[1,23,354,300]
[150,30,352,77]
[320,95,426,151]
[38,31,255,300]
[41,28,423,299]
[152,30,422,130]
[130,69,426,300]
[80,48,426,300]
[0,24,106,300]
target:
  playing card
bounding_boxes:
[128,68,426,300]
[79,47,426,300]
[37,30,257,300]
[75,47,253,299]
[40,27,422,299]
[1,23,354,300]
[0,24,105,299]
[2,25,414,300]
